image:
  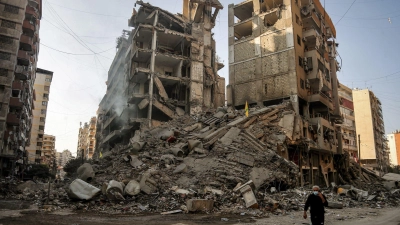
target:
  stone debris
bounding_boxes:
[1,103,400,216]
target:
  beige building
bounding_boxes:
[338,83,358,160]
[77,116,96,159]
[0,0,42,177]
[56,149,73,167]
[41,134,55,169]
[353,88,389,168]
[95,1,225,155]
[227,0,342,185]
[26,68,53,164]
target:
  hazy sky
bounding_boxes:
[39,0,400,155]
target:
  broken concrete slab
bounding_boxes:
[129,155,144,167]
[131,141,146,153]
[250,167,270,190]
[213,111,225,118]
[220,127,241,146]
[17,181,44,192]
[138,98,149,110]
[140,173,157,194]
[186,199,214,212]
[173,163,187,174]
[77,163,95,182]
[228,151,255,167]
[383,173,400,181]
[67,179,101,200]
[176,107,185,116]
[188,139,203,150]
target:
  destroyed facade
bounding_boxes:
[26,68,53,164]
[0,0,42,177]
[387,131,399,166]
[338,83,358,161]
[227,0,342,186]
[353,88,389,169]
[95,0,225,154]
[77,117,96,159]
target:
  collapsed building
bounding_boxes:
[95,0,225,155]
[226,0,343,186]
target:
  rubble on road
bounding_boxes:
[1,103,400,215]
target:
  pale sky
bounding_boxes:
[39,0,400,156]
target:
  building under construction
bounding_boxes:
[95,0,225,154]
[227,0,343,186]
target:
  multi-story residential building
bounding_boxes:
[0,0,42,177]
[56,149,73,167]
[25,68,53,164]
[387,132,399,166]
[338,83,358,161]
[41,134,55,169]
[353,88,389,169]
[227,0,342,185]
[95,1,225,155]
[77,117,96,159]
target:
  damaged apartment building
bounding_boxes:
[95,0,225,154]
[227,0,343,186]
[0,0,42,177]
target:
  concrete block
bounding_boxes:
[129,155,143,167]
[124,180,141,196]
[140,173,157,194]
[228,152,255,167]
[173,163,187,174]
[138,98,149,110]
[240,185,258,208]
[188,139,203,150]
[220,127,241,146]
[77,163,95,182]
[186,199,214,212]
[250,167,270,189]
[68,179,101,200]
[176,107,185,116]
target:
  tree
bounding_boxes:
[25,164,55,179]
[63,158,92,177]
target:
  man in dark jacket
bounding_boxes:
[303,185,328,225]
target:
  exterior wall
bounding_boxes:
[353,88,388,167]
[25,69,53,164]
[353,89,375,160]
[395,133,400,166]
[387,134,398,165]
[77,117,96,159]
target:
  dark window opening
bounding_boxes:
[0,51,11,61]
[297,35,301,46]
[1,20,16,29]
[300,79,305,89]
[4,4,19,14]
[298,56,303,67]
[0,68,8,77]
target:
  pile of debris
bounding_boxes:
[73,102,299,214]
[2,102,400,215]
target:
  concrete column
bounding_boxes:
[147,11,159,127]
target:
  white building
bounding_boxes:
[387,133,398,166]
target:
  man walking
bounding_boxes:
[303,185,328,225]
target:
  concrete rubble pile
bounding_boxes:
[68,103,299,214]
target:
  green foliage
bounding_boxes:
[63,158,92,177]
[25,164,55,179]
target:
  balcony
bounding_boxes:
[38,129,44,134]
[9,97,23,108]
[308,91,333,110]
[301,10,321,32]
[15,65,31,80]
[25,6,39,20]
[22,20,35,37]
[37,138,43,142]
[12,80,24,90]
[17,50,30,66]
[6,113,20,126]
[20,34,33,51]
